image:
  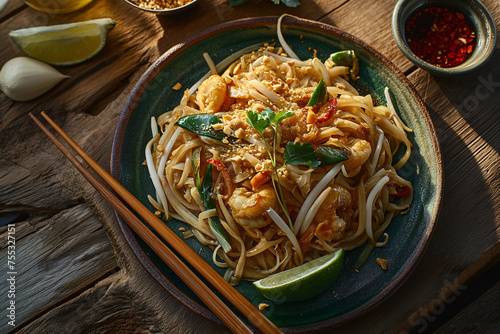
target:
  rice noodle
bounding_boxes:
[277,14,300,60]
[293,164,342,234]
[203,52,217,75]
[189,42,264,95]
[385,87,412,133]
[144,28,414,283]
[365,175,389,244]
[267,208,303,263]
[299,187,332,235]
[248,79,282,107]
[145,134,169,217]
[312,58,331,86]
[370,127,385,176]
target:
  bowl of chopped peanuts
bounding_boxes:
[124,0,198,14]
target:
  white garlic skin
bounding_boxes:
[0,57,70,102]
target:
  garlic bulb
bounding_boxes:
[0,57,70,102]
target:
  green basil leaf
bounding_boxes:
[284,142,321,167]
[246,109,271,136]
[272,109,295,126]
[307,78,328,107]
[175,114,225,141]
[316,145,350,166]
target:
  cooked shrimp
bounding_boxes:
[228,186,277,228]
[314,185,352,242]
[196,74,227,113]
[343,139,372,174]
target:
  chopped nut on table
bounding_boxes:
[376,257,388,270]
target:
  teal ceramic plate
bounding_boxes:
[111,16,442,332]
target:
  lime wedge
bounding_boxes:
[9,18,116,66]
[253,248,344,302]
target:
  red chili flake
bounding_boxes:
[405,6,476,67]
[392,186,411,198]
[317,98,337,123]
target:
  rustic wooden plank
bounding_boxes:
[0,218,49,249]
[0,0,24,22]
[1,0,499,333]
[15,268,228,333]
[0,203,118,332]
[435,281,500,334]
[0,89,128,216]
[0,155,81,214]
[394,243,500,333]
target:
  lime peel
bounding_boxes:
[9,18,116,66]
[253,248,344,302]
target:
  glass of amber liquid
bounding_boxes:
[24,0,94,13]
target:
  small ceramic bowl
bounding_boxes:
[124,0,198,15]
[392,0,497,75]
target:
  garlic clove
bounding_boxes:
[0,57,70,102]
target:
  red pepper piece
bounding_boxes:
[392,186,411,198]
[317,98,337,123]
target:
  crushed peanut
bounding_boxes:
[172,82,182,90]
[376,257,388,270]
[179,227,186,232]
[258,303,269,310]
[211,123,224,131]
[130,0,194,11]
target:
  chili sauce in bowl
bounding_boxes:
[392,0,496,75]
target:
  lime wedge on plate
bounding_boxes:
[253,248,344,302]
[9,18,116,66]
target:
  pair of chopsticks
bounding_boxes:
[29,112,282,334]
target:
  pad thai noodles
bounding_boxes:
[145,25,413,285]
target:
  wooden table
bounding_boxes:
[1,0,499,333]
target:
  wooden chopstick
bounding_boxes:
[31,112,283,334]
[28,113,253,334]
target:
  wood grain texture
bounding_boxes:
[435,281,500,334]
[1,0,499,332]
[16,270,228,334]
[0,203,117,333]
[0,0,25,22]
